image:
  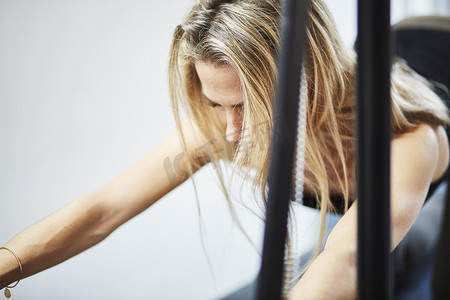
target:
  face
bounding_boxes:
[195,61,244,144]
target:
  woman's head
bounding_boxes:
[169,0,281,182]
[169,0,356,202]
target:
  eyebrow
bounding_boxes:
[202,94,244,109]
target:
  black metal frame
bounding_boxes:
[255,0,309,299]
[433,179,450,299]
[255,0,393,299]
[356,0,392,299]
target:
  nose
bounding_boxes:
[225,109,243,143]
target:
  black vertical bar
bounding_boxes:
[255,0,309,299]
[432,178,450,299]
[357,0,393,299]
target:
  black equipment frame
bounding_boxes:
[255,0,393,299]
[255,0,309,299]
[356,0,392,299]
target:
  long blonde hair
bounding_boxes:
[168,0,450,289]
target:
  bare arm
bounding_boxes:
[0,124,209,289]
[289,124,449,299]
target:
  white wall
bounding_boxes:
[0,1,446,299]
[392,0,450,24]
[0,1,265,299]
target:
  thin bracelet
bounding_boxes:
[0,247,23,299]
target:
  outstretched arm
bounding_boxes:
[0,124,209,290]
[289,124,449,300]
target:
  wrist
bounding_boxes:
[0,246,23,297]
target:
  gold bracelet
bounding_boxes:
[0,247,23,299]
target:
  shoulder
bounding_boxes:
[393,123,437,142]
[392,123,449,186]
[393,123,442,157]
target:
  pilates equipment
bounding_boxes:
[434,183,450,300]
[356,0,392,299]
[254,0,309,299]
[257,0,393,299]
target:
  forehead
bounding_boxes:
[195,61,242,105]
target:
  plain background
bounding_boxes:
[1,1,449,299]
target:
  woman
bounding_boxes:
[1,0,449,299]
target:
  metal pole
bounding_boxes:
[255,0,309,299]
[356,0,393,299]
[432,179,450,299]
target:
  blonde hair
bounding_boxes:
[168,0,450,291]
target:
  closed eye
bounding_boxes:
[207,101,220,108]
[203,94,244,110]
[203,95,221,108]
